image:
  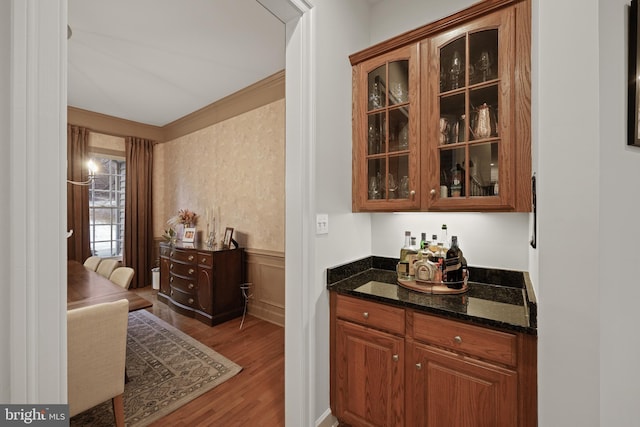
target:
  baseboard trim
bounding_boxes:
[316,408,338,427]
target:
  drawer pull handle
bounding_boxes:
[188,283,194,290]
[201,258,207,263]
[454,336,462,344]
[188,298,194,305]
[170,251,175,257]
[170,290,173,296]
[170,263,174,270]
[169,277,174,283]
[188,255,194,261]
[363,312,369,319]
[416,363,422,370]
[392,354,399,362]
[188,268,195,275]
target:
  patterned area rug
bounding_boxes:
[70,310,242,426]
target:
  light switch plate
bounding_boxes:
[316,213,329,235]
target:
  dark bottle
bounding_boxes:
[445,235,463,287]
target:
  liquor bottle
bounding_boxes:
[420,232,427,250]
[440,224,448,249]
[400,231,412,262]
[428,234,439,255]
[445,235,463,287]
[407,237,420,277]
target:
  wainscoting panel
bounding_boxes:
[245,248,284,327]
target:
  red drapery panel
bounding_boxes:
[67,125,91,262]
[124,137,154,289]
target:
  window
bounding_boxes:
[89,156,126,257]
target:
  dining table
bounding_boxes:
[67,260,152,312]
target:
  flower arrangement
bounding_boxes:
[168,209,197,227]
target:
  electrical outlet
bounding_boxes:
[316,214,329,235]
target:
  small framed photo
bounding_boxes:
[183,227,196,243]
[223,227,234,248]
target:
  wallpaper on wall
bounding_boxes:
[153,99,285,253]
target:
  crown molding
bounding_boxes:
[162,69,285,142]
[67,107,164,142]
[68,69,285,143]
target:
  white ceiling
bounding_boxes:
[68,0,285,127]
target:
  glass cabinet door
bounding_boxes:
[425,9,514,210]
[355,44,419,211]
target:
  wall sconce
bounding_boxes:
[67,159,98,186]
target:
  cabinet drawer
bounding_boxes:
[169,274,197,293]
[172,248,197,263]
[169,261,197,277]
[336,294,405,335]
[170,287,197,308]
[413,312,517,366]
[197,252,213,267]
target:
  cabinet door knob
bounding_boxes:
[362,312,369,319]
[454,335,462,344]
[188,298,194,305]
[201,258,207,263]
[430,189,436,196]
[188,255,194,261]
[392,354,399,362]
[410,190,416,200]
[188,283,194,290]
[169,277,174,283]
[416,363,422,370]
[170,263,174,270]
[188,268,195,275]
[170,251,175,257]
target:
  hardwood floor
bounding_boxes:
[133,287,285,427]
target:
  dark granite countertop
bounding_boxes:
[327,256,537,335]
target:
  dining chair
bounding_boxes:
[83,255,102,271]
[109,267,135,289]
[96,259,121,279]
[67,299,129,427]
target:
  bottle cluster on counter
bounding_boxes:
[397,224,467,289]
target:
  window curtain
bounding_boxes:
[67,125,91,262]
[124,137,154,289]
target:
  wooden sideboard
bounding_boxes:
[158,242,245,326]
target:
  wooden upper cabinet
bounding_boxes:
[350,0,531,212]
[353,44,420,212]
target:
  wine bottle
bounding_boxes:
[445,235,463,287]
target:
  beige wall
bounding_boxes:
[153,99,285,253]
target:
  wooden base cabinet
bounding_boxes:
[330,293,537,427]
[159,243,245,326]
[407,344,517,427]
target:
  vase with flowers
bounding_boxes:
[167,209,197,240]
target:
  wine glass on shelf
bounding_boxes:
[368,176,380,200]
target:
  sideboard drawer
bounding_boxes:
[197,252,213,267]
[413,312,517,366]
[170,287,197,308]
[169,275,197,294]
[336,294,405,336]
[169,261,197,278]
[172,248,197,263]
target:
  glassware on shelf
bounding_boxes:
[476,50,492,82]
[471,103,497,140]
[449,51,463,90]
[387,174,398,199]
[399,123,409,150]
[399,175,409,199]
[391,82,407,104]
[439,118,451,145]
[368,176,381,199]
